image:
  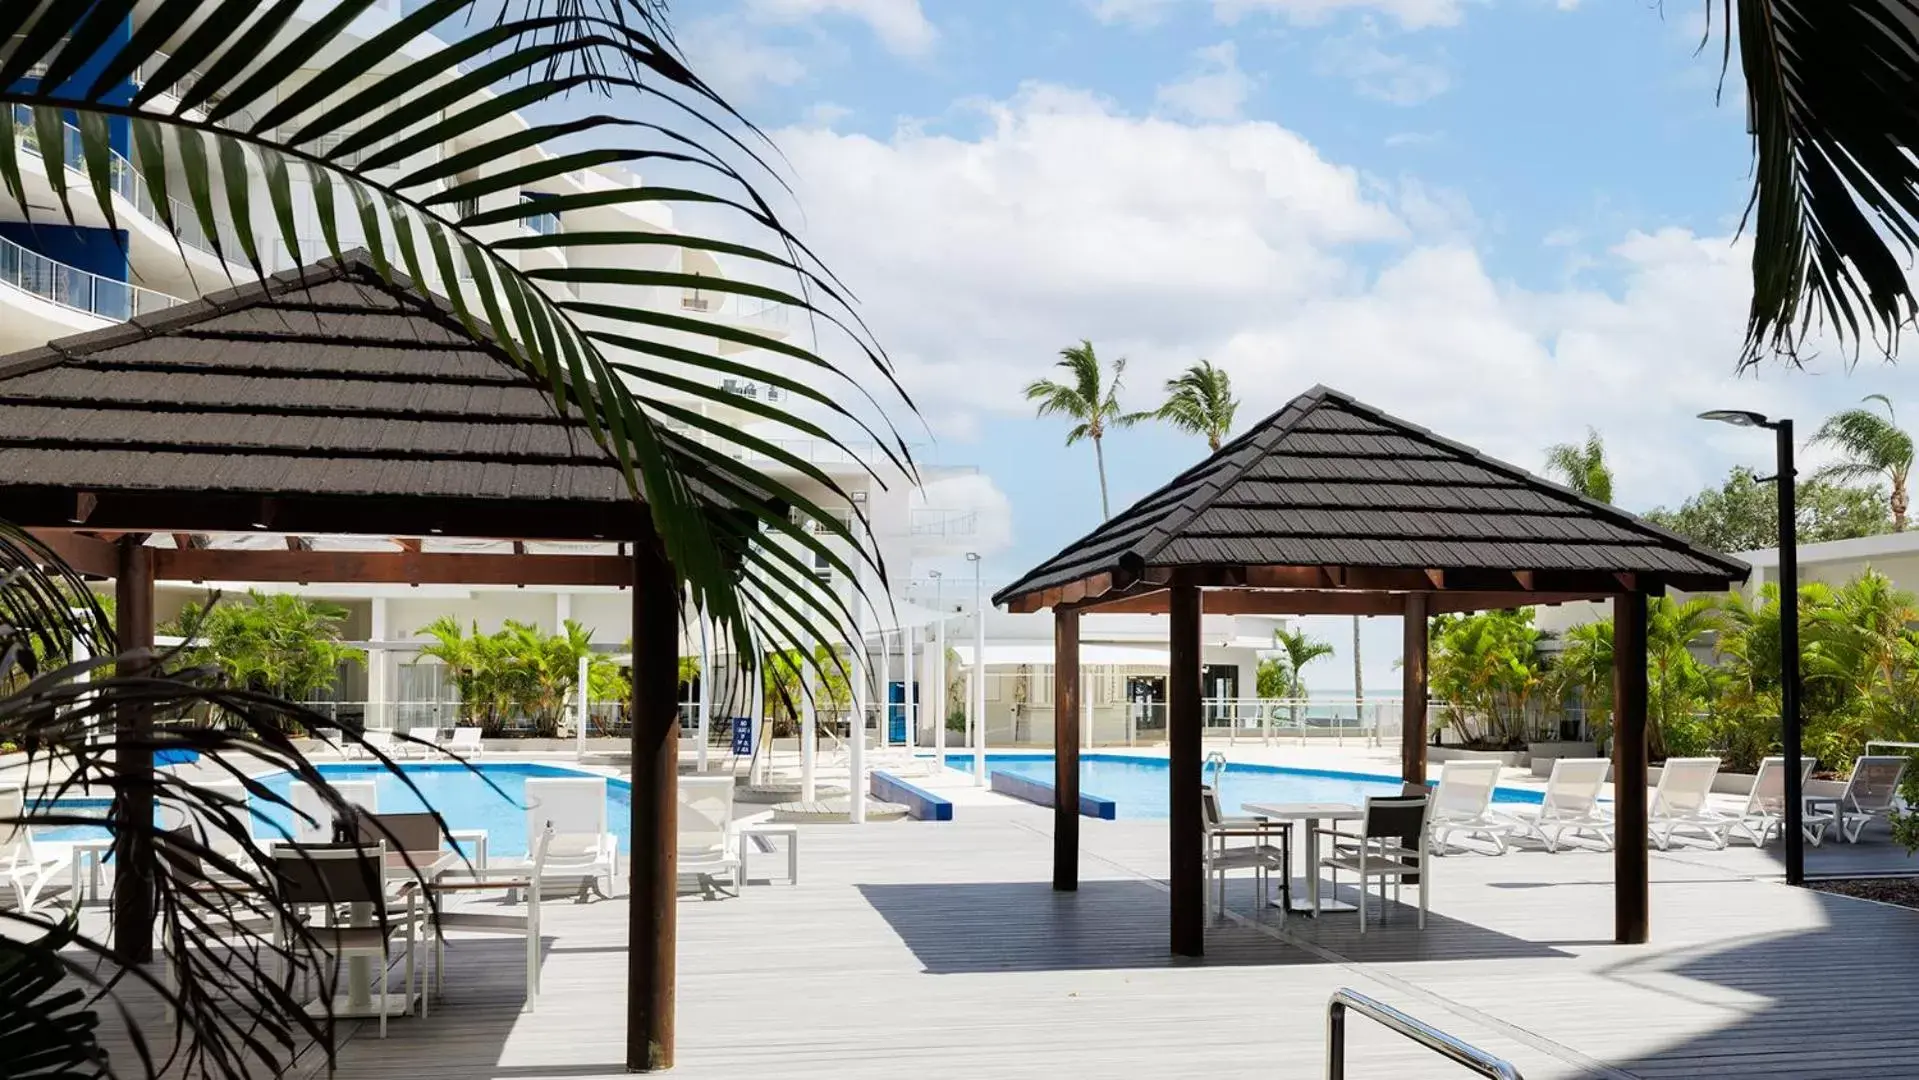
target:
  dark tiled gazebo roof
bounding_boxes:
[997,385,1747,611]
[0,251,756,541]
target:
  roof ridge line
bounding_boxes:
[1128,386,1345,568]
[1329,394,1750,576]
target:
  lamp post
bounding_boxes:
[967,552,986,787]
[1700,408,1802,885]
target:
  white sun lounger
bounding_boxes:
[443,727,485,759]
[288,779,379,843]
[678,776,741,897]
[0,785,71,915]
[1426,760,1511,855]
[406,727,443,759]
[346,728,396,761]
[1649,757,1733,850]
[521,777,618,901]
[1730,756,1817,847]
[1504,758,1614,852]
[1809,755,1910,845]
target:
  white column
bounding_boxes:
[555,592,571,629]
[973,612,987,787]
[849,638,866,824]
[800,645,817,801]
[749,647,767,786]
[934,611,947,766]
[369,597,389,731]
[575,653,589,760]
[904,621,917,750]
[696,615,711,773]
[877,628,891,750]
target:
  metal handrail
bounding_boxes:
[1326,989,1522,1080]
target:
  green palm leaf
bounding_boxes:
[0,0,908,682]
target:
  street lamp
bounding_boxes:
[1700,408,1803,885]
[966,552,986,786]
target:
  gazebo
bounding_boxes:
[0,252,764,1070]
[993,386,1748,956]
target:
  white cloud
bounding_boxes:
[1088,0,1475,30]
[679,17,810,102]
[1317,29,1453,104]
[745,0,937,55]
[1383,129,1443,148]
[1155,42,1256,121]
[748,82,1919,523]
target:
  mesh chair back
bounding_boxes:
[1848,756,1909,811]
[1432,761,1500,816]
[1543,758,1611,816]
[1363,795,1428,844]
[1200,785,1223,829]
[1652,758,1720,815]
[273,843,385,906]
[361,811,441,855]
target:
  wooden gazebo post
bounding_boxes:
[628,535,680,1071]
[1168,581,1204,957]
[113,535,155,963]
[1613,589,1650,944]
[1401,592,1429,786]
[1053,608,1080,892]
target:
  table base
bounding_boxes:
[305,993,417,1020]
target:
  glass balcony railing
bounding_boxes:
[0,233,183,321]
[11,105,229,260]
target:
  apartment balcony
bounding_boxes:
[680,286,791,334]
[908,508,979,538]
[720,378,785,404]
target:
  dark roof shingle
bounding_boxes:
[994,386,1748,605]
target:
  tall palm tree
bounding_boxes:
[1543,428,1615,503]
[1809,395,1914,530]
[0,1,904,686]
[1024,340,1140,518]
[1153,360,1238,451]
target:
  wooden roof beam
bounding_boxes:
[25,528,118,577]
[151,548,633,588]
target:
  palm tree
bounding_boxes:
[1543,428,1614,503]
[1809,395,1913,530]
[1025,340,1141,519]
[1267,626,1336,731]
[0,3,903,694]
[1153,360,1238,451]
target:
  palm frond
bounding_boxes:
[0,0,906,681]
[1726,0,1919,366]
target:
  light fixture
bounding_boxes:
[1698,409,1772,429]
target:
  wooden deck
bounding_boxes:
[67,803,1919,1078]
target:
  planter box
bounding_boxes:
[1527,742,1598,778]
[1429,745,1528,768]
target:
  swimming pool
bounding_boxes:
[940,753,1542,819]
[36,763,631,857]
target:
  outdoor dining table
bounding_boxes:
[314,847,460,1019]
[1240,801,1364,914]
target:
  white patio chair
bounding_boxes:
[520,777,618,901]
[1811,756,1910,845]
[678,776,741,897]
[1426,760,1511,855]
[272,842,415,1039]
[288,780,379,844]
[1201,783,1288,920]
[1730,756,1816,847]
[348,728,397,761]
[405,727,443,759]
[1316,793,1430,934]
[417,825,553,1014]
[1503,758,1614,852]
[0,785,70,915]
[1649,757,1733,850]
[443,727,485,759]
[160,779,273,882]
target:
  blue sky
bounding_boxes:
[665,0,1919,688]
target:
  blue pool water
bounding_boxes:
[940,753,1542,819]
[37,763,632,857]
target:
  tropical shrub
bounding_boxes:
[173,592,364,708]
[416,617,602,736]
[1428,609,1546,750]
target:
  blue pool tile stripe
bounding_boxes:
[988,770,1118,820]
[870,771,953,821]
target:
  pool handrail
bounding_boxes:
[1325,988,1522,1080]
